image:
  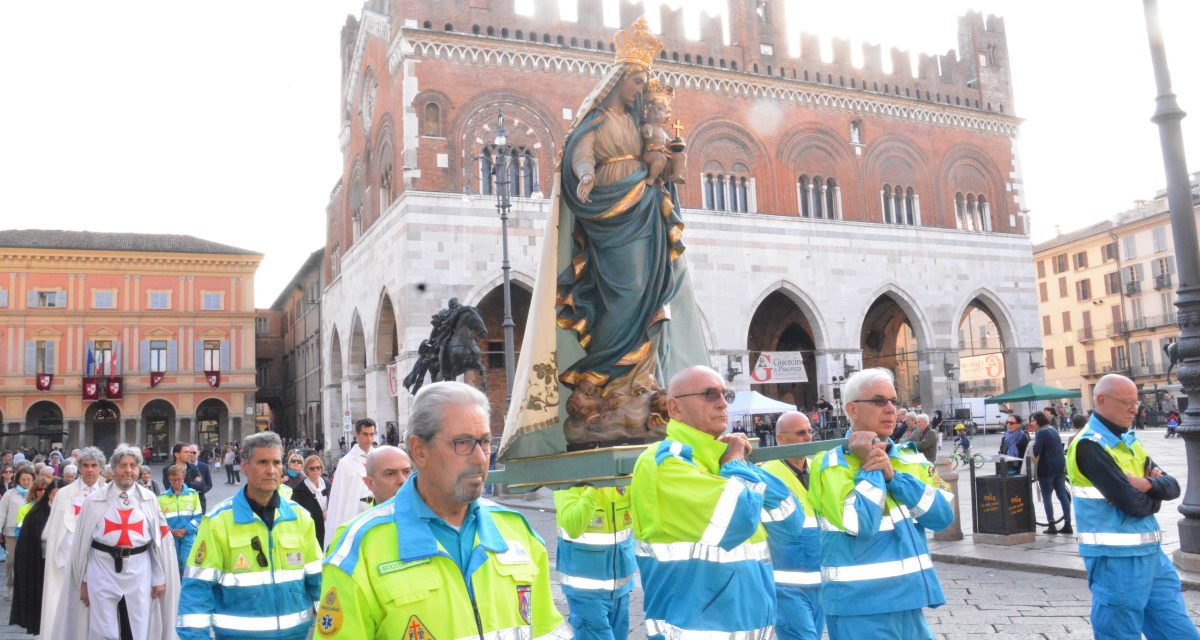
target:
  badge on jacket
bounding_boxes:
[517,585,532,624]
[194,541,207,565]
[316,588,344,637]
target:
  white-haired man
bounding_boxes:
[42,445,108,639]
[809,368,954,639]
[64,444,178,639]
[908,413,938,463]
[318,381,568,639]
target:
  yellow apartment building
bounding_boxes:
[1033,173,1200,411]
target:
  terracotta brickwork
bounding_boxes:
[324,0,1023,278]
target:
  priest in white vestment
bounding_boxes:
[324,418,377,537]
[65,444,178,640]
[41,446,107,640]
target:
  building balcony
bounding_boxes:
[1125,281,1142,295]
[1077,326,1097,342]
[1155,274,1173,290]
[1105,322,1127,337]
[1080,361,1131,378]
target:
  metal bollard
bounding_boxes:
[933,454,963,541]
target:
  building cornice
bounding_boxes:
[0,248,262,272]
[393,30,1021,138]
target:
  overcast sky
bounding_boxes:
[2,1,1197,306]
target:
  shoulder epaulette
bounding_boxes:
[654,439,694,466]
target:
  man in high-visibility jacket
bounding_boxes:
[317,381,571,639]
[631,366,801,640]
[1066,374,1197,639]
[808,368,954,640]
[159,464,203,576]
[761,411,824,640]
[177,431,323,639]
[554,485,635,640]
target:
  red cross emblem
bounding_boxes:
[102,508,144,547]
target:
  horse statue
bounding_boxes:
[403,299,489,394]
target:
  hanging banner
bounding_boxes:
[750,352,809,384]
[36,374,53,391]
[82,377,100,400]
[343,409,353,432]
[959,352,1005,383]
[387,362,400,397]
[206,371,221,388]
[150,371,165,388]
[106,376,123,399]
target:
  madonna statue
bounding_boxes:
[500,17,709,459]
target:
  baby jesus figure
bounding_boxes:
[641,80,681,188]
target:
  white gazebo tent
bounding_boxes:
[727,390,797,429]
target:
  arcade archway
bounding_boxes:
[141,400,175,463]
[347,314,368,422]
[329,327,344,439]
[475,284,532,435]
[747,291,819,409]
[85,400,121,455]
[374,294,400,432]
[957,301,1007,396]
[196,399,228,449]
[861,294,922,406]
[24,401,64,452]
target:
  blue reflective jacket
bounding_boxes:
[808,440,954,617]
[177,488,323,640]
[554,485,636,600]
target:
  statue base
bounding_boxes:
[563,382,668,448]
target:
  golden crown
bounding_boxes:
[613,16,662,70]
[645,79,675,106]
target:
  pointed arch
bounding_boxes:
[854,282,934,350]
[950,287,1019,352]
[738,280,829,351]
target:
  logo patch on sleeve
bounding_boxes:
[316,587,343,637]
[193,540,207,565]
[405,615,435,640]
[517,584,532,624]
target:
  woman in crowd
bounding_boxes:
[138,464,162,494]
[289,454,329,548]
[0,465,33,593]
[47,450,64,476]
[0,464,14,497]
[10,477,66,635]
[285,451,306,488]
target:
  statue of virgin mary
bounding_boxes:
[500,17,709,459]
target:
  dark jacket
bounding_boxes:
[289,476,330,549]
[1032,427,1066,479]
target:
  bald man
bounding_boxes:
[1066,374,1195,639]
[761,412,825,639]
[630,366,801,640]
[362,446,413,505]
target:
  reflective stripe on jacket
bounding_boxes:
[317,477,570,639]
[760,459,821,589]
[159,486,203,534]
[808,439,954,617]
[1066,416,1161,557]
[555,485,636,599]
[176,487,323,640]
[631,419,802,639]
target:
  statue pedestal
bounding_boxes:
[933,454,963,542]
[973,532,1036,546]
[1173,549,1200,573]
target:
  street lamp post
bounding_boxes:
[491,109,518,407]
[1141,0,1200,566]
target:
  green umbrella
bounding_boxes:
[983,382,1082,404]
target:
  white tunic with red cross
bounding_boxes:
[86,493,163,639]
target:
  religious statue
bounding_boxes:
[403,298,489,394]
[499,17,711,458]
[640,80,687,187]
